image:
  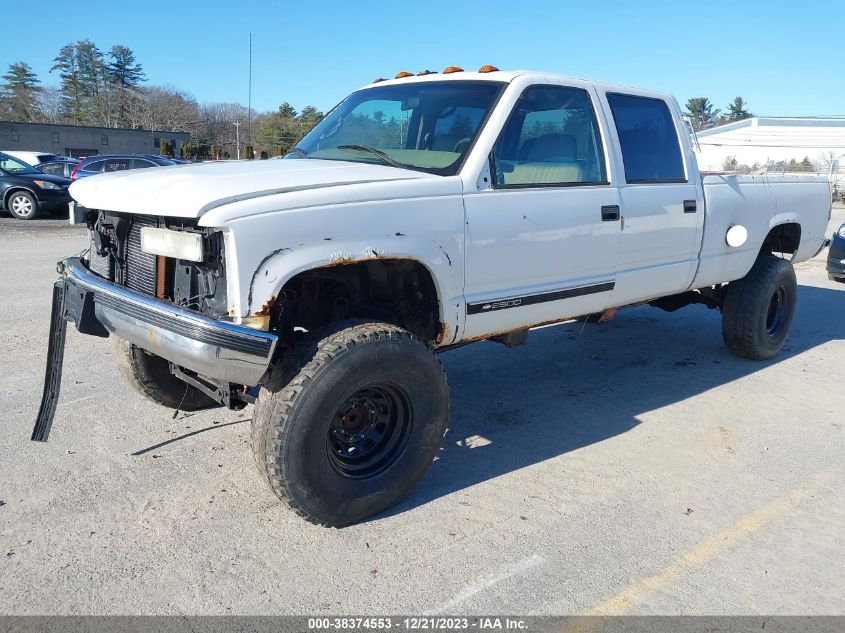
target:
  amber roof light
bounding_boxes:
[417,70,435,76]
[442,66,464,74]
[394,71,414,79]
[478,65,499,73]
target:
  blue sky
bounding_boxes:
[1,0,839,117]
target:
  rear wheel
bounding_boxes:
[722,255,797,360]
[251,320,449,527]
[7,191,39,220]
[113,339,220,411]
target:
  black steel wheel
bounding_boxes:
[251,320,449,527]
[722,255,797,360]
[327,384,412,478]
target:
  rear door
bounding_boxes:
[601,93,703,305]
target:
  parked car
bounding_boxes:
[827,223,845,282]
[0,152,72,220]
[1,150,63,166]
[36,158,80,179]
[70,154,177,181]
[33,68,831,527]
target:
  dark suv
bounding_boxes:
[0,152,72,220]
[827,223,845,283]
[71,154,177,181]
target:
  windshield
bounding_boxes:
[0,153,40,175]
[292,80,505,175]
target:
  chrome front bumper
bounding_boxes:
[62,256,277,385]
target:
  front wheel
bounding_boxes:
[251,320,449,527]
[113,339,220,411]
[722,255,797,360]
[7,191,39,220]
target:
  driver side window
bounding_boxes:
[492,85,607,187]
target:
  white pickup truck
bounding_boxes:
[33,67,831,527]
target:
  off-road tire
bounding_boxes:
[7,190,39,220]
[722,255,797,360]
[113,339,220,410]
[251,320,449,527]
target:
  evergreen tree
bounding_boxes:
[51,43,85,123]
[0,62,42,122]
[726,96,752,122]
[684,97,721,131]
[159,139,174,157]
[106,45,145,126]
[278,102,297,120]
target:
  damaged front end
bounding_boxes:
[32,210,278,441]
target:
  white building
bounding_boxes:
[694,117,845,181]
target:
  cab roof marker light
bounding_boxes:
[417,70,435,76]
[394,71,414,79]
[442,66,464,74]
[478,65,499,73]
[372,77,386,83]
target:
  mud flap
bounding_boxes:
[31,281,68,442]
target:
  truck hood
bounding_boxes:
[68,158,438,218]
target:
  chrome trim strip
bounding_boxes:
[63,257,277,385]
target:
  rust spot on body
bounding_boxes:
[435,321,449,345]
[254,295,277,317]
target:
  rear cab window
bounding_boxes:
[606,93,685,183]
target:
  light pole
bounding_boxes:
[234,121,241,160]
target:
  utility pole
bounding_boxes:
[234,121,241,160]
[247,33,252,149]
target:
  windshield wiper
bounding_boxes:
[284,146,309,158]
[335,144,405,169]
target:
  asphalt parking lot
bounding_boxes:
[0,209,843,616]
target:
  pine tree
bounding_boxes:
[278,102,297,120]
[51,44,85,123]
[684,97,721,131]
[726,96,752,122]
[106,45,145,126]
[0,62,42,122]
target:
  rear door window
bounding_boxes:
[132,159,156,169]
[606,93,685,183]
[82,160,105,173]
[39,163,66,176]
[103,158,131,172]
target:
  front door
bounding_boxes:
[462,83,621,340]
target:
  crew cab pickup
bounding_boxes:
[33,68,831,527]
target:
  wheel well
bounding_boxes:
[761,223,801,258]
[3,187,36,209]
[270,259,442,343]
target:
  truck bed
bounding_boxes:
[692,174,830,288]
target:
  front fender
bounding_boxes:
[207,193,467,345]
[241,238,462,336]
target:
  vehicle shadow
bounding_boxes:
[383,283,844,519]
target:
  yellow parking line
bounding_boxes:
[586,469,836,617]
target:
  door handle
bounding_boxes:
[601,205,620,221]
[683,199,697,213]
